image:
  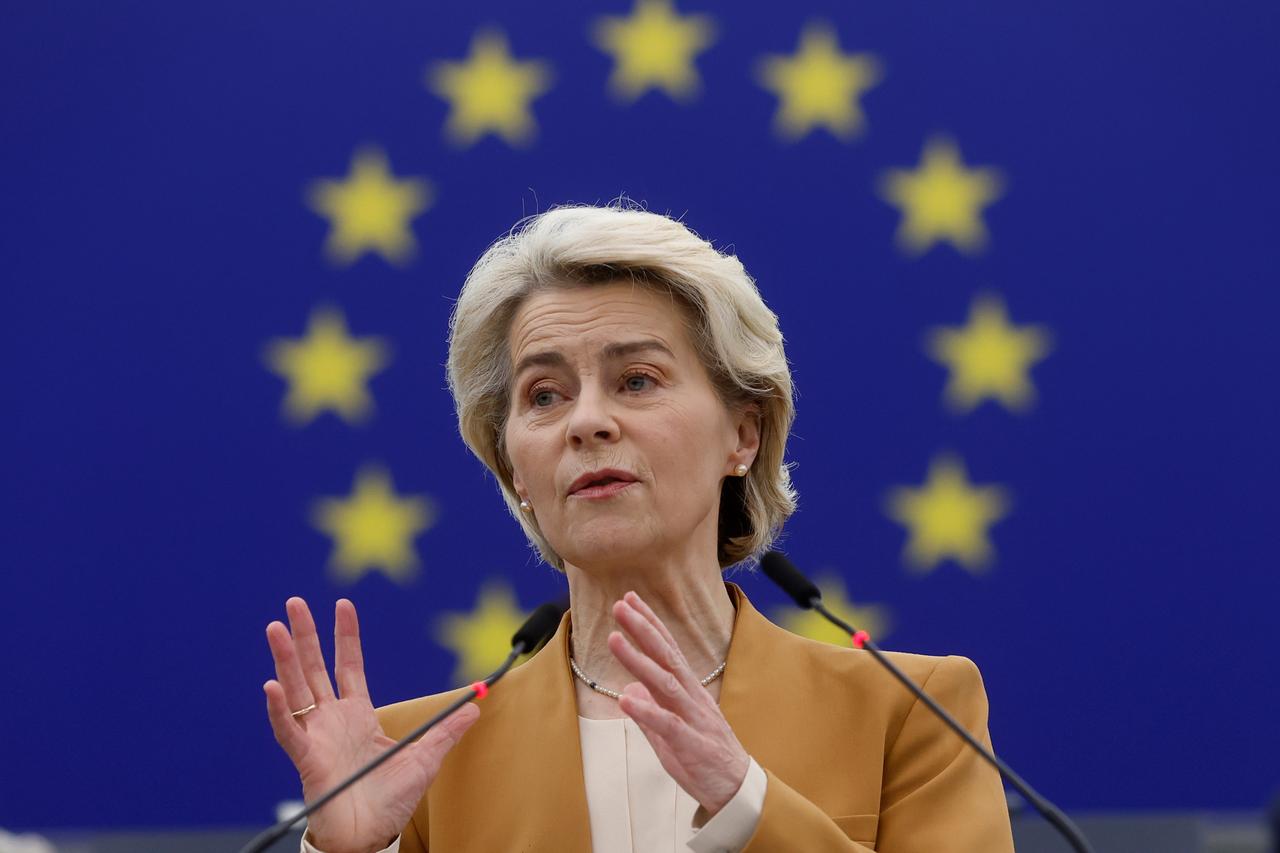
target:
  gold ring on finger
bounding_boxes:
[290,703,318,718]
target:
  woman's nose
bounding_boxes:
[565,387,619,447]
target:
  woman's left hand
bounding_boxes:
[608,591,751,817]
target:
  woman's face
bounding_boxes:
[504,282,758,571]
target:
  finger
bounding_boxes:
[286,597,337,703]
[608,629,701,719]
[619,681,747,814]
[264,679,308,761]
[267,621,316,713]
[333,599,370,702]
[623,591,682,650]
[409,702,480,775]
[618,681,683,743]
[613,599,703,696]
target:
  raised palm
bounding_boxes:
[263,598,479,853]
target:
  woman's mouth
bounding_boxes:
[571,480,635,499]
[568,470,639,499]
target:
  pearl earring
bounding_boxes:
[734,463,749,477]
[519,498,533,514]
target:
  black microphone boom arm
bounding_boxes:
[760,551,1094,853]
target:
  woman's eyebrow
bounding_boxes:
[513,350,567,377]
[602,340,675,361]
[513,340,673,377]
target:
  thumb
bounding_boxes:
[411,702,481,772]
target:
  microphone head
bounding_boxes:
[512,600,567,653]
[760,551,822,609]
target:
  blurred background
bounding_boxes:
[3,1,1278,851]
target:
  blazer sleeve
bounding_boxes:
[742,655,1014,852]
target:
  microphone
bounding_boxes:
[760,551,1094,853]
[511,601,567,655]
[240,600,567,853]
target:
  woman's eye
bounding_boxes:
[531,388,559,407]
[623,373,654,392]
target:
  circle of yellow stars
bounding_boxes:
[263,1,1061,668]
[299,10,1011,269]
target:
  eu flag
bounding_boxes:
[3,0,1277,831]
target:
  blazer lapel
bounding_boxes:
[716,580,810,775]
[427,606,592,853]
[497,607,594,852]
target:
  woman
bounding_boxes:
[262,204,1016,852]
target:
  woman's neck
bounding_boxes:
[564,558,736,720]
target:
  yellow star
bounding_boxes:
[772,573,892,648]
[589,0,716,103]
[435,581,533,683]
[425,29,554,147]
[311,466,436,584]
[754,21,883,142]
[885,455,1011,574]
[927,293,1052,413]
[878,136,1005,255]
[263,306,390,426]
[306,147,433,266]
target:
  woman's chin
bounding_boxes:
[566,542,651,570]
[556,519,657,570]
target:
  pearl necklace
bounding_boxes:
[569,655,727,700]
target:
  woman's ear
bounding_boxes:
[508,450,527,499]
[731,404,762,470]
[501,441,525,498]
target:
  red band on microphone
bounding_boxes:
[470,681,490,699]
[851,630,870,649]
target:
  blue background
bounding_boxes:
[3,0,1278,830]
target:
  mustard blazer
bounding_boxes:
[377,581,1016,852]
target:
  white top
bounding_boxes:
[577,714,766,852]
[303,715,767,853]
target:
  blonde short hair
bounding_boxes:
[446,201,796,570]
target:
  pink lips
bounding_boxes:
[568,468,638,499]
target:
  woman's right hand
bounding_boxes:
[264,597,480,853]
